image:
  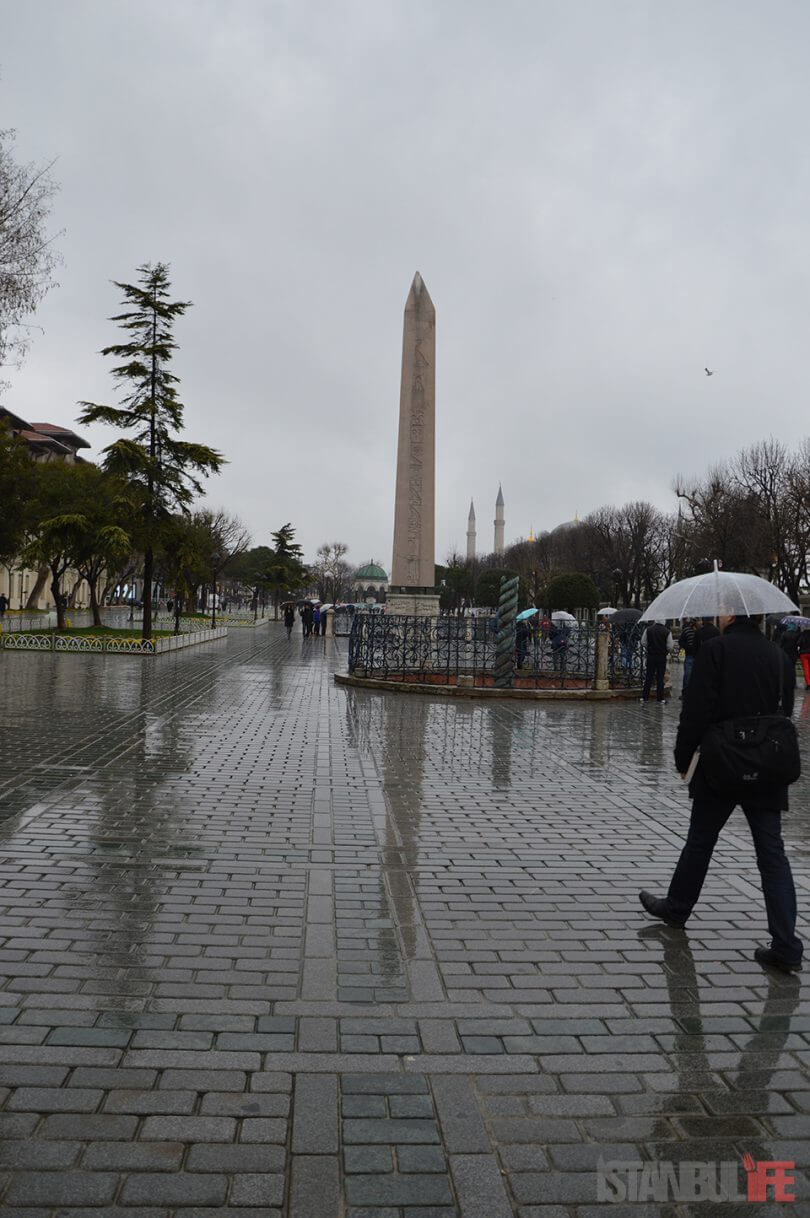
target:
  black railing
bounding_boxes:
[606,623,646,688]
[348,615,605,690]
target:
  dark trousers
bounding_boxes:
[668,800,803,964]
[642,655,666,701]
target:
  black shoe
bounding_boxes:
[639,890,686,929]
[754,947,802,974]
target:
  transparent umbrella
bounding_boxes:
[551,611,577,622]
[641,562,799,621]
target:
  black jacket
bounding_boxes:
[644,622,670,657]
[675,619,795,808]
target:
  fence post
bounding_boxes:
[595,629,609,690]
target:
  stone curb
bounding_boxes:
[334,673,649,700]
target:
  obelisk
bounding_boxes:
[388,273,440,616]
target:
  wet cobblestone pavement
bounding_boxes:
[1,625,810,1215]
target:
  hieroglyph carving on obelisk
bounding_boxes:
[391,273,436,589]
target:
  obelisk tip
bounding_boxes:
[406,272,433,312]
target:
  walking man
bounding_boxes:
[639,612,803,973]
[640,619,672,703]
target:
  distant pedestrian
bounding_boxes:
[515,619,529,669]
[313,606,321,637]
[780,625,800,666]
[640,612,802,973]
[679,618,699,695]
[284,604,295,638]
[799,627,810,689]
[640,620,673,703]
[302,602,314,637]
[0,593,7,617]
[617,622,637,671]
[549,622,568,672]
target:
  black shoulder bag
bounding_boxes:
[700,650,801,794]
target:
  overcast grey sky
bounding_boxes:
[3,0,810,569]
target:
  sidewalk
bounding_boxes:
[0,627,808,1214]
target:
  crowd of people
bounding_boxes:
[283,600,327,639]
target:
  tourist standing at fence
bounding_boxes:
[640,620,672,703]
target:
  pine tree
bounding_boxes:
[78,263,223,638]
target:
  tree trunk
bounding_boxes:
[89,578,102,628]
[51,566,65,631]
[174,593,182,636]
[26,565,48,610]
[142,546,153,640]
[211,574,217,628]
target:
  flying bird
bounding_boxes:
[704,367,715,376]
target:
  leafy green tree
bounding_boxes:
[262,523,308,618]
[22,462,87,629]
[78,263,223,639]
[436,552,473,613]
[0,418,35,573]
[67,464,132,626]
[544,571,599,613]
[157,514,209,634]
[223,544,275,617]
[475,567,519,610]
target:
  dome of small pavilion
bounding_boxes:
[355,561,388,581]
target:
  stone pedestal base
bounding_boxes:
[386,588,441,618]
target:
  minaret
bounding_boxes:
[466,500,476,561]
[494,484,505,555]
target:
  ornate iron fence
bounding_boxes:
[606,623,646,688]
[348,615,602,690]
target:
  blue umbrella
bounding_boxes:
[516,607,538,622]
[781,615,810,628]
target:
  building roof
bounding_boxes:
[355,561,388,581]
[0,408,90,456]
[18,429,74,456]
[30,423,91,450]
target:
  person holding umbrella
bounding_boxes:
[639,563,803,972]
